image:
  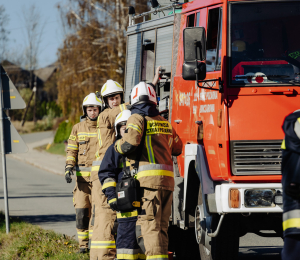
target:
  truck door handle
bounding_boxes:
[269,88,294,94]
[174,120,182,124]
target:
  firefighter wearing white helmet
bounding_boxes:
[115,110,132,137]
[98,109,146,260]
[101,80,124,108]
[65,93,102,254]
[130,81,157,106]
[82,93,103,120]
[90,69,161,260]
[89,80,128,260]
[114,73,183,259]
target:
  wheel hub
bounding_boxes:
[195,205,205,245]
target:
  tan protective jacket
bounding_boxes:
[114,114,182,191]
[66,117,98,182]
[90,103,128,181]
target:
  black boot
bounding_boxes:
[77,248,89,254]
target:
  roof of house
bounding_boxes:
[34,62,59,82]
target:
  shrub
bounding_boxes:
[54,120,73,143]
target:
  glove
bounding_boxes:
[109,199,118,211]
[65,165,74,183]
[285,183,300,200]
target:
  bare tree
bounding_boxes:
[56,0,149,121]
[21,4,46,126]
[0,5,10,63]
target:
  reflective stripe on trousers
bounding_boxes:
[283,209,300,231]
[117,248,146,259]
[117,210,138,219]
[90,241,116,249]
[145,256,169,260]
[78,231,89,240]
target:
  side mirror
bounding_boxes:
[183,62,206,80]
[182,27,207,81]
[183,27,206,61]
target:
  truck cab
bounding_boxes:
[124,0,300,259]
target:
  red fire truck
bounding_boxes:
[124,0,300,259]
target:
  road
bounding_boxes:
[0,132,283,258]
[0,156,76,238]
[20,131,55,144]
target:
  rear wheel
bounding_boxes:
[196,185,240,260]
[168,226,200,260]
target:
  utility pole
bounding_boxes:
[21,86,36,127]
[33,75,37,124]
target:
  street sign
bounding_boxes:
[0,64,28,234]
[1,65,26,110]
[2,111,28,154]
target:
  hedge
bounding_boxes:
[54,121,73,143]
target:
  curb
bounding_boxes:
[8,154,64,176]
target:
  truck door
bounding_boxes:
[227,1,300,177]
[197,5,224,180]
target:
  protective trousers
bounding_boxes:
[73,181,92,249]
[90,177,117,260]
[116,211,145,260]
[136,188,173,260]
[282,235,300,260]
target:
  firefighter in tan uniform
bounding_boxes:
[114,82,183,260]
[90,80,128,260]
[65,93,102,254]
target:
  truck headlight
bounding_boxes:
[244,189,275,207]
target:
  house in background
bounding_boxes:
[1,60,59,102]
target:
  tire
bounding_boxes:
[168,225,200,260]
[197,185,240,260]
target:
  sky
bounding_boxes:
[3,0,66,69]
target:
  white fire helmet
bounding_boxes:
[130,82,157,106]
[101,80,123,98]
[82,93,102,114]
[115,110,131,136]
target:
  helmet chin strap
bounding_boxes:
[88,115,98,121]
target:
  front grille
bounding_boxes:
[230,140,282,176]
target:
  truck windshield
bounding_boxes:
[230,2,300,86]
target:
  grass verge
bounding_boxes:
[0,213,89,260]
[35,143,66,156]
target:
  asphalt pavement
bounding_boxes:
[0,156,76,238]
[0,131,284,258]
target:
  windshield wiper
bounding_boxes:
[282,54,300,69]
[289,80,300,85]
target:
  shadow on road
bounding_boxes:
[0,194,73,199]
[19,214,75,224]
[239,246,282,259]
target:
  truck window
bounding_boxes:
[206,8,222,72]
[230,2,300,86]
[196,12,200,27]
[187,14,195,27]
[141,41,155,82]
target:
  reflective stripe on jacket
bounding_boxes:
[66,117,98,182]
[114,114,182,191]
[98,143,122,202]
[281,111,300,236]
